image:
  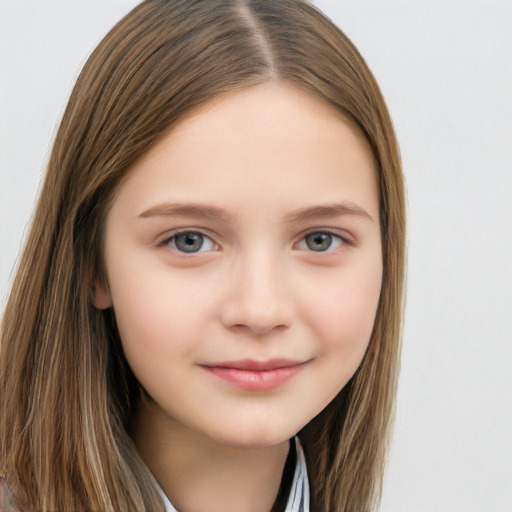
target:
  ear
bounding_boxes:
[92,278,112,310]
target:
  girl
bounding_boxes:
[0,1,406,511]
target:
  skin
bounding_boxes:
[95,82,382,512]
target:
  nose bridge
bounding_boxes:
[220,243,293,334]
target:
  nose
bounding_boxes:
[220,251,293,336]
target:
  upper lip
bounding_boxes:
[203,359,306,371]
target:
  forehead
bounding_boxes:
[114,81,378,220]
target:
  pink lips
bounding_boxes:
[202,359,306,391]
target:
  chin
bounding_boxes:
[206,422,299,450]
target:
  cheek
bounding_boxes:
[302,260,382,358]
[107,258,219,359]
[108,271,206,393]
[301,265,382,407]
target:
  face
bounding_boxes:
[95,82,382,448]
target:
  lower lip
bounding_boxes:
[203,364,304,391]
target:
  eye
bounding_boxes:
[296,232,345,252]
[164,231,217,253]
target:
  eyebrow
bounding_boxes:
[138,201,374,223]
[283,202,375,223]
[138,202,232,222]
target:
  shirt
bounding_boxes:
[158,437,310,512]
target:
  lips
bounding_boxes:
[201,359,307,391]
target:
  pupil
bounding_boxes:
[176,233,203,252]
[306,233,332,252]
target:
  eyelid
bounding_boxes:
[157,228,220,253]
[293,228,356,251]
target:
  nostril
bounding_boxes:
[220,301,292,336]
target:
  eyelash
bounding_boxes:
[295,231,351,253]
[158,229,354,254]
[159,230,218,254]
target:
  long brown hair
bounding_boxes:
[0,1,406,510]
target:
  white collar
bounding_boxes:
[158,437,310,512]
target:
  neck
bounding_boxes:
[131,397,290,512]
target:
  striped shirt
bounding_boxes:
[158,437,310,512]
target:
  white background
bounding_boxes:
[1,1,511,511]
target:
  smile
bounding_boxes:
[201,359,307,391]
